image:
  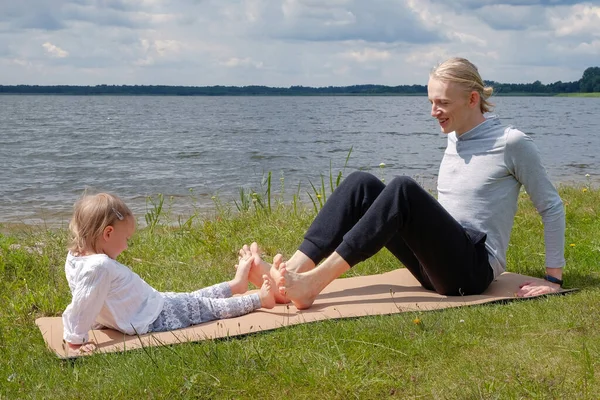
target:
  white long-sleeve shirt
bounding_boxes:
[62,253,164,344]
[437,116,566,278]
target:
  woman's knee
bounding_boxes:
[343,171,383,190]
[387,175,419,191]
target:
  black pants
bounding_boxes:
[298,171,494,295]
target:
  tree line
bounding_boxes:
[1,67,598,96]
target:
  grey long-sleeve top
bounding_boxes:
[437,116,565,278]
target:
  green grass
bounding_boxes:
[1,183,599,399]
[555,93,600,98]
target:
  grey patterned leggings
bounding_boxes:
[147,282,261,332]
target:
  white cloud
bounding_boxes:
[333,65,350,75]
[10,58,35,68]
[220,57,264,69]
[446,32,487,47]
[406,47,453,68]
[572,40,600,55]
[273,0,443,43]
[549,4,600,37]
[282,0,356,25]
[133,38,185,66]
[0,0,597,86]
[405,0,443,28]
[549,39,600,55]
[474,4,546,30]
[153,39,183,56]
[342,48,391,63]
[42,42,68,58]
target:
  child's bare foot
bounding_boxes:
[239,243,289,304]
[229,254,252,295]
[239,243,269,288]
[66,341,97,356]
[258,274,276,309]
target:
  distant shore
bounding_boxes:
[555,92,600,97]
[3,65,598,96]
[0,83,598,97]
[1,92,598,97]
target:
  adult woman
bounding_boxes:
[248,57,565,309]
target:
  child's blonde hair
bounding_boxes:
[69,192,133,255]
[430,57,495,114]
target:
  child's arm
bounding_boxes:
[63,263,112,345]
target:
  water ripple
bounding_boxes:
[0,95,598,224]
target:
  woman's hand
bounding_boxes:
[516,281,560,297]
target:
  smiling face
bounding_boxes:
[427,77,483,136]
[98,216,135,259]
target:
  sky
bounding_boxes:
[1,0,599,87]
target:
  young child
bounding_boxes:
[62,192,275,354]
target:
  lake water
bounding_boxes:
[1,95,598,225]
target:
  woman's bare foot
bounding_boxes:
[276,262,320,310]
[229,254,252,295]
[258,274,276,309]
[276,252,351,310]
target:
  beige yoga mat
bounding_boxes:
[36,269,574,358]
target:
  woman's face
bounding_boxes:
[428,77,476,136]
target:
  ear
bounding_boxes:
[102,225,114,241]
[468,90,480,109]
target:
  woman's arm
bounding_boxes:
[506,129,566,295]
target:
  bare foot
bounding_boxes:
[241,243,289,304]
[276,262,319,310]
[66,341,97,356]
[229,254,252,295]
[239,243,270,288]
[258,274,276,309]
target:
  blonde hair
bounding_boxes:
[68,192,133,255]
[430,57,494,114]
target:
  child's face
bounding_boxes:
[102,216,135,259]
